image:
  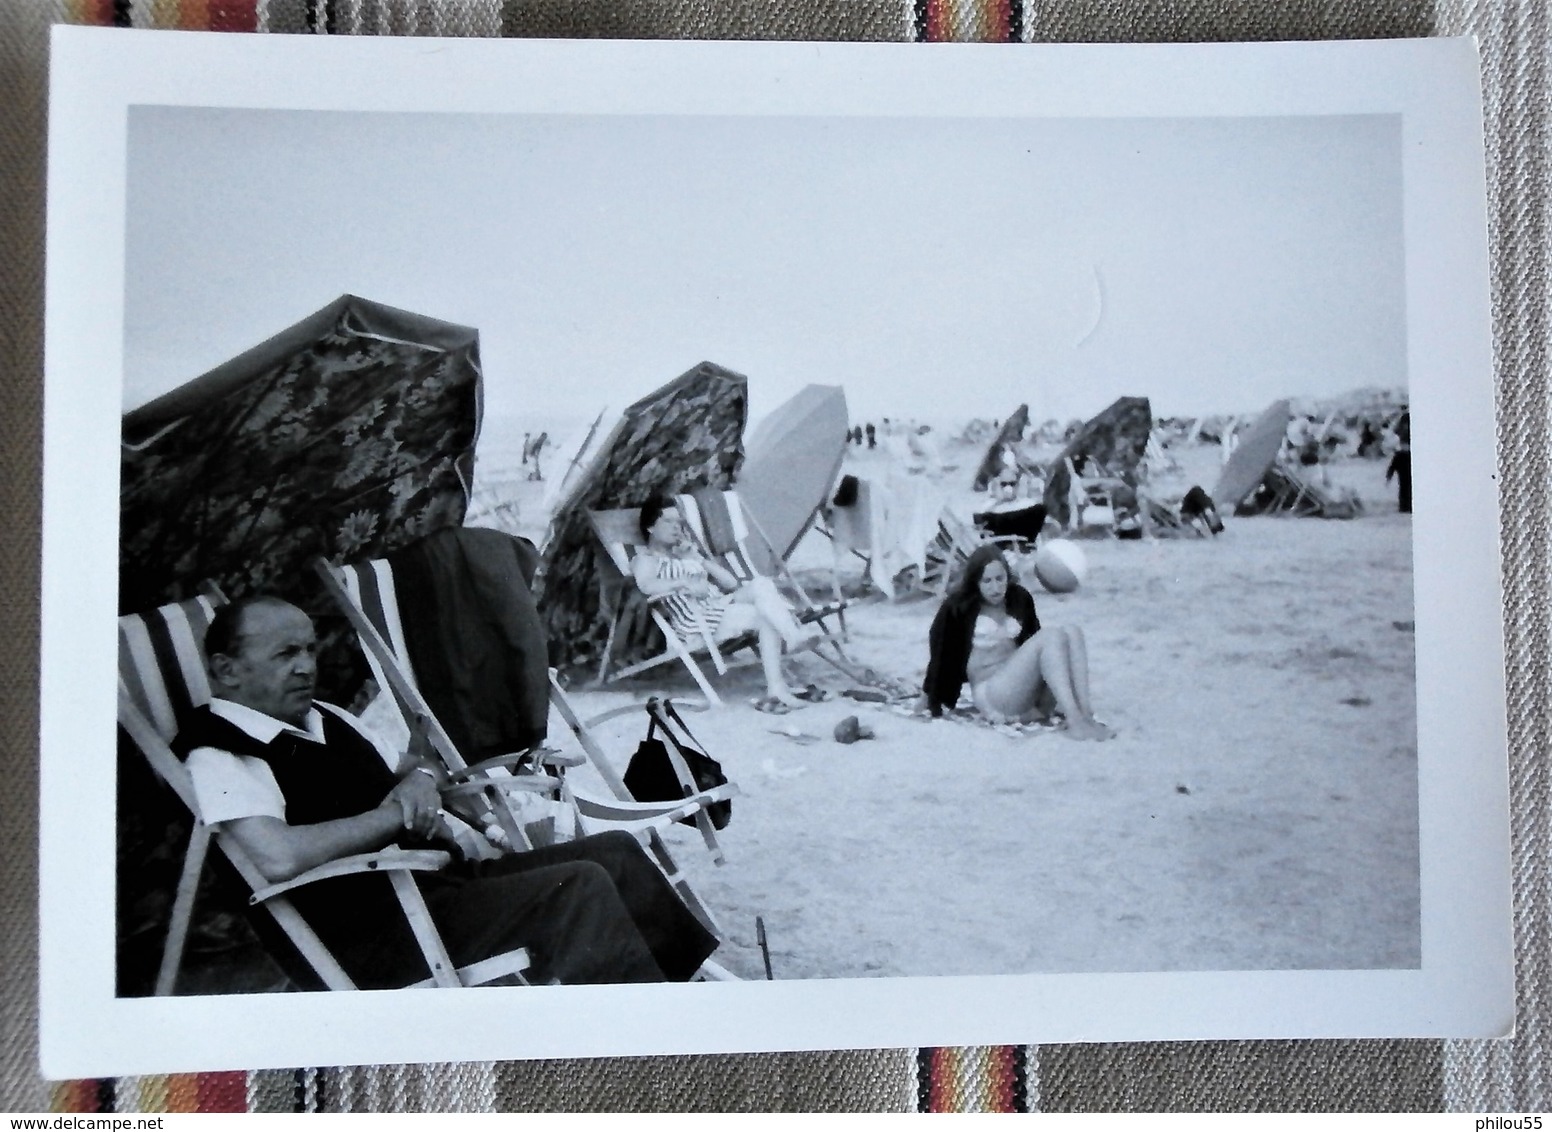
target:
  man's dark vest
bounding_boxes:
[171,702,400,824]
[171,701,429,989]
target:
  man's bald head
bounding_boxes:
[205,597,319,726]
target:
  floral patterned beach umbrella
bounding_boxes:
[539,360,748,672]
[1042,395,1153,527]
[119,294,482,616]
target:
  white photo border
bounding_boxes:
[41,27,1511,1078]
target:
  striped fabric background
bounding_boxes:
[2,0,1545,1113]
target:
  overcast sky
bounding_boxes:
[125,107,1405,430]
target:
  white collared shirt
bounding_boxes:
[185,699,398,826]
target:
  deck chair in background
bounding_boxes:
[590,506,743,705]
[1064,457,1127,536]
[972,501,1049,551]
[1133,485,1226,539]
[919,509,1033,596]
[1246,465,1362,519]
[314,555,737,945]
[118,591,531,993]
[590,506,814,705]
[673,489,849,649]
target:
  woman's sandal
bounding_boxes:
[793,683,833,703]
[751,696,792,715]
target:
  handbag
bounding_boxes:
[622,698,732,830]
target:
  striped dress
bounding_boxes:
[646,552,734,643]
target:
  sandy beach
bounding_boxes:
[477,433,1419,982]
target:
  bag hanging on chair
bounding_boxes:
[623,698,732,830]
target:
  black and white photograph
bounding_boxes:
[40,29,1511,1075]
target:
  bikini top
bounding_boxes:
[971,611,1023,653]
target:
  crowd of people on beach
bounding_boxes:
[134,384,1419,996]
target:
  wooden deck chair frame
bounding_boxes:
[920,509,1028,597]
[1264,464,1363,519]
[118,589,530,994]
[313,555,566,853]
[1065,456,1127,535]
[548,675,739,956]
[590,505,851,707]
[1137,493,1208,539]
[313,555,738,951]
[673,489,850,648]
[589,508,757,707]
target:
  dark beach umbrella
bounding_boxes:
[972,403,1031,491]
[119,294,482,617]
[1043,396,1153,527]
[116,295,482,989]
[539,361,749,672]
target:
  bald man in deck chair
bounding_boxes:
[175,595,716,989]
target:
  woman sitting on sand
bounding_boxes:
[922,544,1113,740]
[632,495,817,710]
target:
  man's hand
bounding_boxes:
[382,769,441,838]
[433,813,505,862]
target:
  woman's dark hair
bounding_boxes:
[638,495,675,543]
[946,544,1014,615]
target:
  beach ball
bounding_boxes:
[1033,539,1087,593]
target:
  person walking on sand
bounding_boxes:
[922,544,1114,741]
[1385,409,1412,514]
[632,495,818,710]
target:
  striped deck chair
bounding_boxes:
[314,556,736,942]
[118,590,531,992]
[1246,464,1363,519]
[548,675,739,950]
[589,507,752,707]
[919,508,1031,597]
[674,489,849,649]
[312,555,567,853]
[1065,457,1126,535]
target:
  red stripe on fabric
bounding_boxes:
[926,0,949,43]
[83,0,116,26]
[988,1046,1015,1112]
[927,1047,954,1112]
[197,1071,249,1112]
[208,0,258,31]
[52,1080,100,1112]
[994,0,1012,41]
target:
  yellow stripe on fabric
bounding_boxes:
[951,0,975,43]
[137,1075,169,1113]
[145,0,181,28]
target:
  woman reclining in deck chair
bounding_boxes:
[922,544,1114,741]
[633,495,819,710]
